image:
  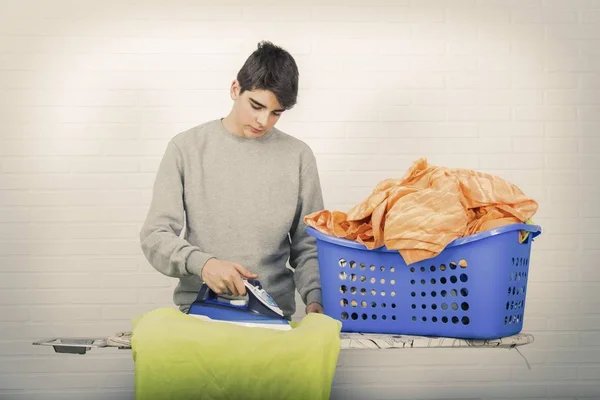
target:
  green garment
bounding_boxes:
[131,308,342,400]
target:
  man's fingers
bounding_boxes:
[307,303,324,314]
[232,275,246,296]
[211,282,225,295]
[221,276,239,296]
[228,282,240,297]
[206,262,258,297]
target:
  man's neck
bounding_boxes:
[221,115,243,137]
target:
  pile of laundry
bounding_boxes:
[304,158,539,265]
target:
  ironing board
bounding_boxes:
[33,331,534,354]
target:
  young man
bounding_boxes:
[139,41,324,319]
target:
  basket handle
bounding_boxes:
[519,222,541,244]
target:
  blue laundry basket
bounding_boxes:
[307,223,541,339]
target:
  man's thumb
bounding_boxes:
[234,263,258,277]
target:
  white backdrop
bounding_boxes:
[0,0,598,399]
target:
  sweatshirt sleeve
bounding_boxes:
[139,139,215,279]
[289,151,325,307]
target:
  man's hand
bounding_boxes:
[306,302,323,314]
[201,259,258,296]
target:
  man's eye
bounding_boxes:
[251,104,261,110]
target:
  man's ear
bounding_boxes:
[230,80,240,100]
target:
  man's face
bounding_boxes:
[230,80,284,139]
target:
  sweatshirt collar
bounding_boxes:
[216,119,275,143]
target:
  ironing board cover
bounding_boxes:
[107,331,534,350]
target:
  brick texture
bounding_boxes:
[1,1,598,399]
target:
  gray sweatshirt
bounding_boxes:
[139,119,324,318]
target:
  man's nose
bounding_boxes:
[257,112,268,127]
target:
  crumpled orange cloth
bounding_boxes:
[304,158,538,265]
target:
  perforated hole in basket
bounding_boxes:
[336,257,478,325]
[337,258,400,322]
[505,256,529,325]
[410,259,471,326]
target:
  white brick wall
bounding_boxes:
[0,0,598,399]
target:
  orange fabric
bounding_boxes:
[304,158,538,265]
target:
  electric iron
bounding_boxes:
[187,279,292,331]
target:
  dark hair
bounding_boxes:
[236,41,299,110]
